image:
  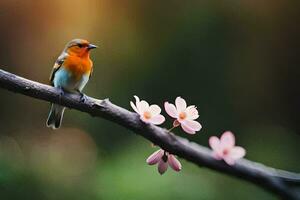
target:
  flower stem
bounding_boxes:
[167,126,176,132]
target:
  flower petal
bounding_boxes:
[146,149,163,165]
[134,95,140,103]
[228,146,246,160]
[186,106,199,120]
[130,101,139,114]
[220,131,235,148]
[181,120,202,131]
[168,155,182,172]
[180,123,196,134]
[175,97,187,112]
[158,160,168,175]
[223,156,235,166]
[148,114,165,125]
[164,102,178,118]
[149,105,161,116]
[209,136,221,151]
[212,152,223,160]
[209,136,224,158]
[137,100,149,113]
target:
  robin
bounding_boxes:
[46,39,97,129]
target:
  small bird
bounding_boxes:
[46,39,97,129]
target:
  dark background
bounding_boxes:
[0,0,299,199]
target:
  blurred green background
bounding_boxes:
[0,0,299,199]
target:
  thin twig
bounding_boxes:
[0,69,299,199]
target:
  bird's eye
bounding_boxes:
[77,43,83,48]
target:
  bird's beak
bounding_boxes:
[87,44,98,50]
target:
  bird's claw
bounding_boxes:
[80,93,87,103]
[57,87,65,103]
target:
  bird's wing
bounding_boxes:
[49,52,68,85]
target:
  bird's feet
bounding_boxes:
[79,92,88,103]
[57,86,65,103]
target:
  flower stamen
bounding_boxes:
[162,152,168,162]
[143,111,152,119]
[179,112,187,120]
[223,149,229,155]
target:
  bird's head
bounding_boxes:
[64,39,97,57]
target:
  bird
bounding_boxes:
[46,39,97,129]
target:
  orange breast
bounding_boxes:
[63,55,93,80]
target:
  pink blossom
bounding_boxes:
[164,97,202,134]
[130,95,165,125]
[146,149,182,175]
[209,131,246,165]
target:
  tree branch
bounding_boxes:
[0,69,299,199]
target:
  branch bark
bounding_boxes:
[0,69,299,199]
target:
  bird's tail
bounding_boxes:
[46,104,65,129]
